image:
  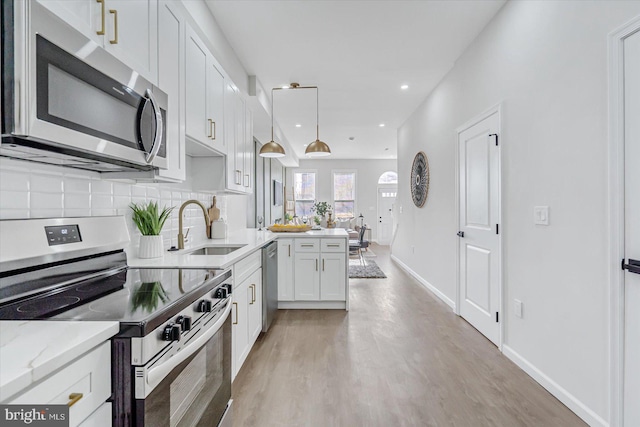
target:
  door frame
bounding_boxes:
[608,16,640,427]
[376,184,397,245]
[454,103,504,349]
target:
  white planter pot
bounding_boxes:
[138,235,164,259]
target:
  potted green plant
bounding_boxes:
[130,201,174,259]
[311,201,331,217]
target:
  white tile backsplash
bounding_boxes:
[31,174,63,192]
[31,192,63,209]
[64,193,91,209]
[91,180,113,194]
[1,191,29,209]
[0,170,29,191]
[0,158,238,251]
[64,177,91,193]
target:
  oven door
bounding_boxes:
[135,302,231,427]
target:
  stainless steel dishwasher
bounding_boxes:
[262,241,278,332]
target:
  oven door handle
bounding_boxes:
[144,88,163,164]
[146,300,231,392]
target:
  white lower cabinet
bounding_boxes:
[247,268,263,344]
[320,252,347,300]
[277,239,294,301]
[232,253,262,380]
[280,238,347,304]
[78,403,111,427]
[294,253,320,300]
[8,342,111,427]
[232,279,250,379]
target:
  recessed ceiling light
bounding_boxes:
[401,84,409,90]
[348,136,355,141]
[295,124,302,128]
[379,123,385,127]
[385,148,389,151]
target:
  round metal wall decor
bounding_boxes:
[410,151,430,208]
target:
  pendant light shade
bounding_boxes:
[305,138,331,156]
[259,88,286,158]
[259,140,285,158]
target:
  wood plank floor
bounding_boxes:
[231,244,586,427]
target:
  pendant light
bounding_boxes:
[305,86,331,157]
[259,88,286,158]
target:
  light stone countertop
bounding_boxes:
[127,228,349,269]
[0,321,119,402]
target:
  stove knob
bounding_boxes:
[197,299,212,312]
[162,324,181,341]
[176,315,192,331]
[224,284,233,294]
[214,288,228,299]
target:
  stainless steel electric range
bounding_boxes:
[0,216,233,427]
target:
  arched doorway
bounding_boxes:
[377,171,398,245]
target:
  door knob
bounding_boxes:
[457,231,465,237]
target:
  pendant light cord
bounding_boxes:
[271,88,275,141]
[316,87,320,141]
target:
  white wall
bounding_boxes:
[287,159,397,241]
[393,2,640,425]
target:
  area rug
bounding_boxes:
[349,259,387,279]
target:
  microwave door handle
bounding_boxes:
[144,89,163,164]
[146,300,231,393]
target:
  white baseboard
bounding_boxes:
[390,254,456,311]
[278,301,346,310]
[502,345,608,427]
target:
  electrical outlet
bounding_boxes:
[514,299,523,318]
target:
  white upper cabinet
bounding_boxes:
[36,0,158,84]
[185,25,225,155]
[103,0,158,84]
[243,106,254,193]
[156,0,185,182]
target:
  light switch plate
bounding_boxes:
[514,299,523,318]
[534,206,549,225]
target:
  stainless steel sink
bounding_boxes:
[186,245,246,256]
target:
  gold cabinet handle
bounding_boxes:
[68,393,83,407]
[96,0,105,35]
[208,119,213,138]
[109,9,118,44]
[288,244,291,257]
[211,120,216,140]
[232,302,238,324]
[250,284,255,304]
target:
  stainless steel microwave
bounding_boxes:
[1,1,168,172]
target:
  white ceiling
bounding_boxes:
[206,0,506,161]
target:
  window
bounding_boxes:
[294,171,316,216]
[378,171,398,184]
[333,171,356,219]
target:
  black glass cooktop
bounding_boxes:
[0,267,230,337]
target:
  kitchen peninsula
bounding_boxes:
[127,228,350,310]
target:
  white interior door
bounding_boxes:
[623,29,640,427]
[377,187,397,245]
[458,110,501,346]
